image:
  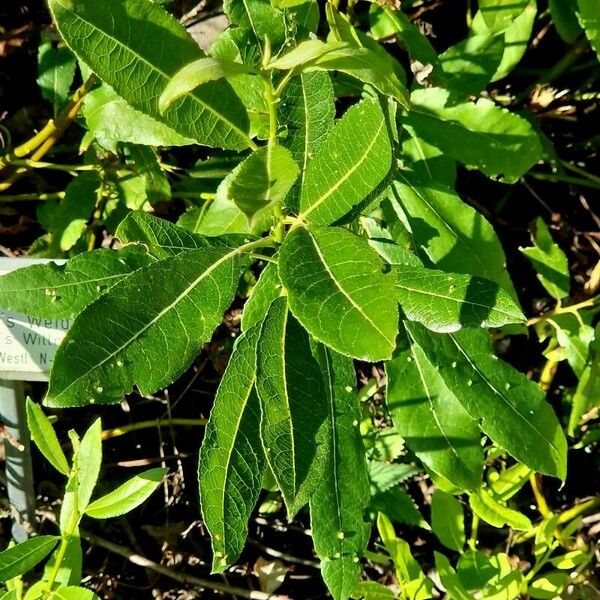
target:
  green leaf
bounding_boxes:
[43,535,82,587]
[434,553,472,600]
[390,174,517,298]
[26,398,70,476]
[395,266,524,332]
[278,224,398,361]
[377,514,434,599]
[406,324,567,479]
[368,461,420,494]
[37,171,100,253]
[256,298,329,516]
[45,245,245,407]
[351,581,395,600]
[431,490,465,551]
[478,1,538,82]
[298,99,392,225]
[577,0,600,58]
[549,550,589,569]
[549,0,581,43]
[224,0,286,48]
[280,72,335,212]
[241,263,282,331]
[405,88,543,182]
[521,217,570,300]
[85,467,166,518]
[370,488,423,527]
[529,572,569,599]
[0,245,154,320]
[0,537,59,582]
[77,418,102,510]
[310,345,370,600]
[48,587,100,600]
[115,211,240,258]
[228,146,299,219]
[48,0,252,150]
[199,326,266,572]
[268,40,409,108]
[125,146,171,205]
[470,488,531,530]
[159,57,253,113]
[457,550,499,589]
[37,34,76,116]
[386,341,483,491]
[488,462,532,501]
[438,34,505,95]
[369,6,441,85]
[479,0,530,33]
[83,84,194,147]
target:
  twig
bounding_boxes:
[248,538,320,569]
[81,530,291,600]
[101,418,206,441]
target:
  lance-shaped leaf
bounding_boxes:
[85,467,166,518]
[0,536,59,582]
[0,246,154,320]
[407,323,568,479]
[405,88,542,182]
[394,266,524,333]
[241,263,282,331]
[256,298,329,517]
[310,344,370,600]
[280,72,335,212]
[224,0,287,48]
[37,34,76,116]
[45,246,245,407]
[199,326,266,572]
[115,211,248,258]
[521,217,570,300]
[389,174,517,297]
[159,58,253,113]
[479,0,530,33]
[386,341,483,491]
[469,488,532,530]
[278,225,398,362]
[431,490,465,551]
[48,0,252,150]
[578,0,600,59]
[26,398,70,476]
[299,99,392,225]
[267,40,409,109]
[83,84,194,148]
[228,146,299,219]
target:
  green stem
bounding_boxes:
[0,192,65,203]
[560,160,600,186]
[101,418,207,441]
[528,171,600,190]
[468,514,480,550]
[5,159,97,172]
[528,296,600,326]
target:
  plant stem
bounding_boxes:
[81,530,290,600]
[527,296,600,326]
[528,171,600,190]
[0,75,97,191]
[513,496,600,545]
[530,474,551,516]
[0,192,65,202]
[6,159,97,172]
[101,418,207,441]
[468,514,479,549]
[560,160,600,187]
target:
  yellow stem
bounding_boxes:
[101,418,207,441]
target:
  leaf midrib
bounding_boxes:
[304,227,390,346]
[448,333,560,458]
[300,117,385,220]
[396,277,521,321]
[57,3,252,147]
[52,247,240,401]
